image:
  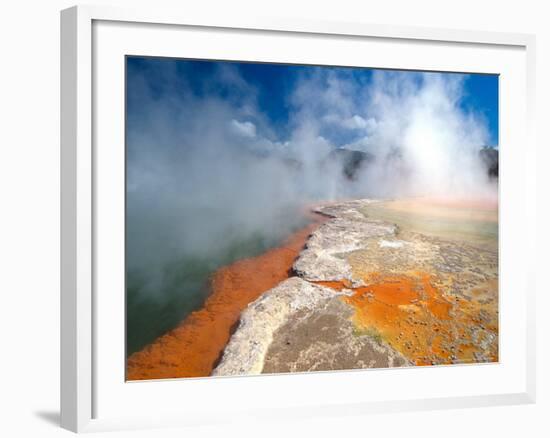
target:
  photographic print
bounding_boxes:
[125,57,498,380]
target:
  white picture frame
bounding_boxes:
[60,4,537,433]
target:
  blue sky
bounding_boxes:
[459,74,499,146]
[127,56,499,150]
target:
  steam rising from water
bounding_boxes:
[126,61,497,301]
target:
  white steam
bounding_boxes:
[126,63,496,296]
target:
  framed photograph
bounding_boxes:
[61,5,536,432]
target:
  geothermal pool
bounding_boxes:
[127,197,498,379]
[126,208,310,357]
[126,212,324,379]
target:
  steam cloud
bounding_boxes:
[126,60,497,297]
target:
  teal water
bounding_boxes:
[126,219,308,356]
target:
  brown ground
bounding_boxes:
[126,213,327,380]
[262,297,409,373]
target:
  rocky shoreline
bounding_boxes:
[213,200,412,375]
[293,200,396,286]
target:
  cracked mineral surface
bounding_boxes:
[214,197,498,375]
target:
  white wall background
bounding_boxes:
[0,1,547,436]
